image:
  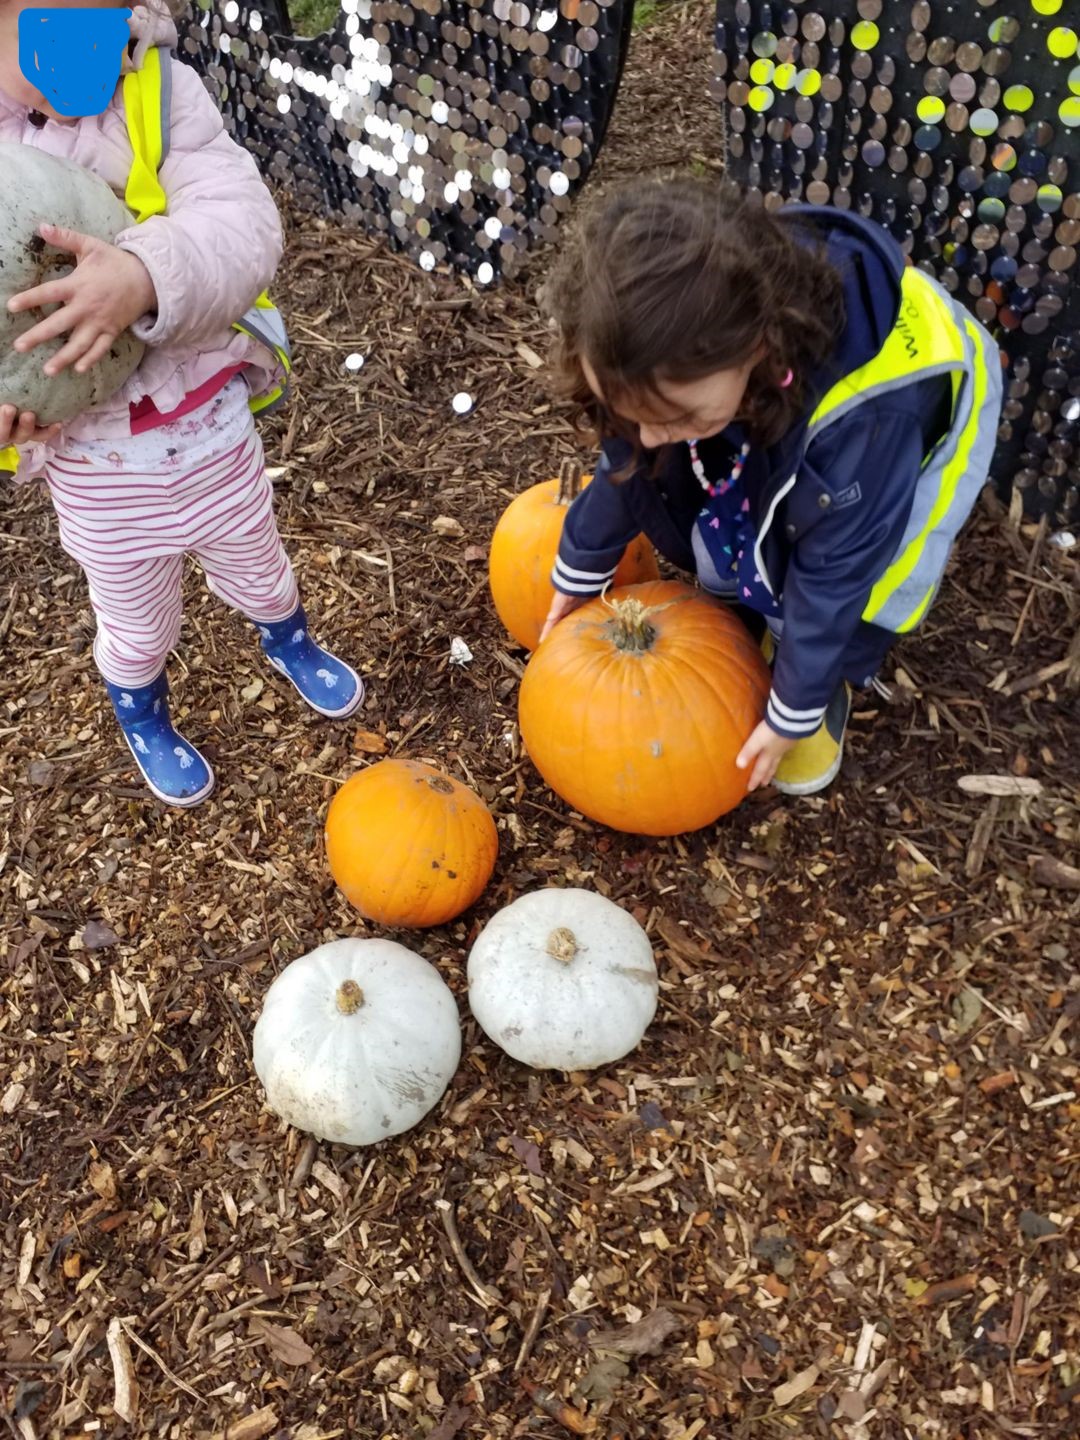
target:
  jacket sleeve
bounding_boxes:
[114,60,284,350]
[766,406,927,740]
[551,439,646,597]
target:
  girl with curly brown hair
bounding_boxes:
[540,178,1002,796]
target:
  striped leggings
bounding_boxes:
[45,379,298,689]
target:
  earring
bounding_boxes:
[780,368,794,388]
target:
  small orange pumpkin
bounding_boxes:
[489,459,659,651]
[326,759,498,927]
[518,581,770,836]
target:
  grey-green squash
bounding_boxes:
[0,142,145,425]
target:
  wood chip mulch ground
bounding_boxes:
[2,6,1078,1439]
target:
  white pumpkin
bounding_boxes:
[0,142,145,424]
[467,888,658,1070]
[253,938,461,1146]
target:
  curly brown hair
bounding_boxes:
[544,176,846,457]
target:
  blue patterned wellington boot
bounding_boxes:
[105,674,215,807]
[256,605,364,718]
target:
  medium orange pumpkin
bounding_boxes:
[489,459,659,651]
[518,581,771,836]
[326,759,498,927]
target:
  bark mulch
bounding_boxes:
[2,5,1078,1438]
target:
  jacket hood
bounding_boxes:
[782,204,905,381]
[127,5,180,65]
[0,6,177,118]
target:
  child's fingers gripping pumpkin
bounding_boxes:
[9,224,156,376]
[736,719,795,792]
[0,404,62,449]
[538,590,587,644]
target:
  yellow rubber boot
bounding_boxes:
[774,683,852,796]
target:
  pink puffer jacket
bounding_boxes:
[0,5,284,478]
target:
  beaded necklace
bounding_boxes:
[688,438,751,498]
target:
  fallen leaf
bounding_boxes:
[576,1356,630,1400]
[836,1389,867,1421]
[637,1101,672,1132]
[427,1405,472,1440]
[509,1135,543,1175]
[753,1233,795,1272]
[773,1363,820,1407]
[12,1380,46,1420]
[952,987,984,1035]
[589,1307,681,1356]
[82,920,120,950]
[851,1126,886,1169]
[432,515,465,538]
[701,878,733,909]
[353,728,389,755]
[1019,1210,1059,1241]
[741,1350,766,1380]
[88,1161,117,1202]
[249,1318,315,1366]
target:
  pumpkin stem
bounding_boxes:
[546,927,579,964]
[606,596,657,653]
[336,979,365,1014]
[556,458,583,507]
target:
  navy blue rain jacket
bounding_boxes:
[553,206,954,738]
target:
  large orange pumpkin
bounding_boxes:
[518,581,771,836]
[326,759,498,927]
[489,459,659,651]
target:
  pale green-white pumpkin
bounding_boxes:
[0,142,144,424]
[253,938,461,1146]
[467,888,659,1070]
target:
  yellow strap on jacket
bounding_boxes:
[803,265,999,634]
[121,45,292,416]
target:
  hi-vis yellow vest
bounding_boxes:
[756,263,1001,636]
[0,46,291,473]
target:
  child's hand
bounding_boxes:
[539,591,588,644]
[0,405,62,449]
[8,224,156,377]
[736,720,796,791]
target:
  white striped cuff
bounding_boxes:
[551,556,617,596]
[767,690,826,739]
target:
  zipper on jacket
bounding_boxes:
[752,472,799,598]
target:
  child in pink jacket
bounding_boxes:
[0,0,362,808]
